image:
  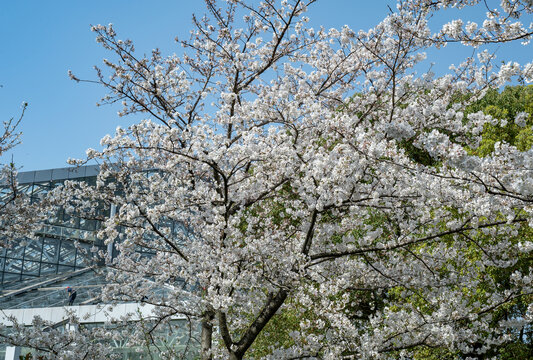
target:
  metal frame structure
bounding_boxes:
[0,165,199,359]
[0,166,105,287]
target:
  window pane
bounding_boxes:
[40,263,58,275]
[42,238,59,263]
[23,260,40,276]
[6,245,25,260]
[4,258,23,274]
[59,241,76,265]
[23,239,42,261]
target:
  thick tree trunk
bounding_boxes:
[201,309,215,360]
[233,288,288,359]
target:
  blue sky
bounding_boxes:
[0,0,527,171]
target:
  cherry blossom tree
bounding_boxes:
[0,104,24,228]
[0,315,116,360]
[22,0,533,358]
[0,102,42,246]
[0,104,72,359]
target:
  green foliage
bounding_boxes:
[399,138,439,166]
[246,293,329,358]
[242,87,533,359]
[404,86,533,358]
[466,85,533,156]
[412,347,459,360]
[247,302,300,358]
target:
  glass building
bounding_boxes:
[0,166,198,359]
[0,165,104,287]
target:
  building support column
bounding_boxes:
[4,346,20,360]
[66,323,79,332]
[107,204,117,260]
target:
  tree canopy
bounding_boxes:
[2,1,533,359]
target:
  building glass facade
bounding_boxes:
[0,165,199,359]
[0,165,106,288]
